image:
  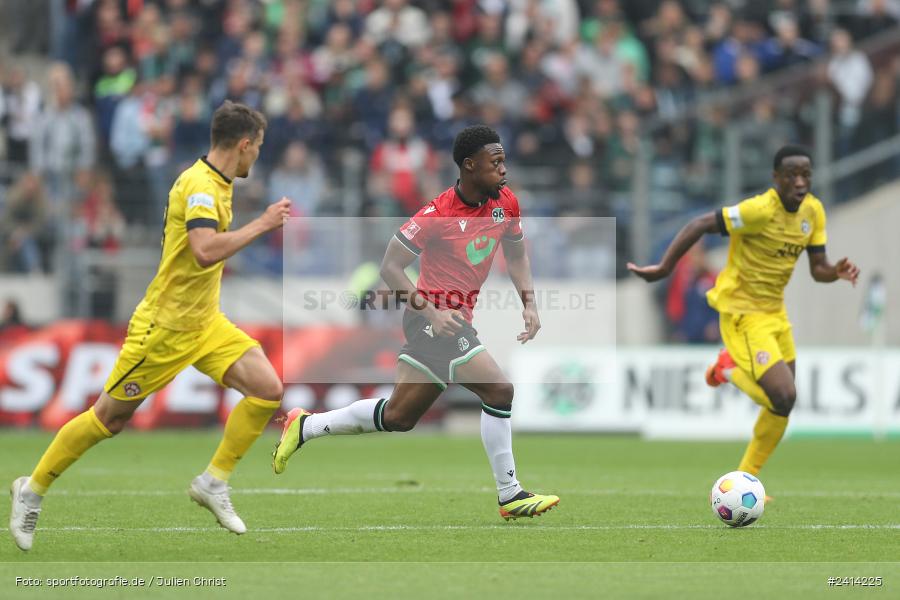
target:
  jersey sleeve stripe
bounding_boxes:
[726,205,743,230]
[186,218,219,231]
[807,245,826,253]
[394,232,422,256]
[715,210,729,236]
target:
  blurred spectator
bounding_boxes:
[172,92,211,171]
[470,53,528,120]
[577,24,629,98]
[738,97,799,192]
[29,63,96,214]
[262,95,326,170]
[851,0,900,39]
[369,106,439,215]
[827,28,874,154]
[0,299,25,332]
[855,66,899,183]
[760,15,822,71]
[321,0,365,42]
[506,0,580,50]
[665,242,719,344]
[93,46,136,147]
[209,58,263,112]
[109,77,174,224]
[425,52,462,122]
[365,0,430,50]
[0,172,53,273]
[0,66,42,170]
[75,170,125,252]
[268,141,328,217]
[352,59,394,149]
[8,0,50,55]
[712,19,766,85]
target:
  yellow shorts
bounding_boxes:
[719,311,796,381]
[104,311,260,401]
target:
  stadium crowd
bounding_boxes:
[0,0,898,277]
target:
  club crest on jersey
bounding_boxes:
[401,221,421,240]
[801,220,810,234]
[124,382,142,397]
[458,337,470,352]
[755,351,770,366]
[492,207,505,223]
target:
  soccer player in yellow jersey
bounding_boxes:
[628,145,859,481]
[8,101,292,551]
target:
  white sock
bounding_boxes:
[23,478,43,507]
[302,398,387,441]
[480,405,522,503]
[200,470,227,491]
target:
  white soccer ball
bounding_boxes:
[710,471,765,527]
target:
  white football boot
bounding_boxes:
[9,477,42,551]
[188,476,246,534]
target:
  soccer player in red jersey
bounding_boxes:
[273,126,559,520]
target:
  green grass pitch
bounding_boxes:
[1,430,898,598]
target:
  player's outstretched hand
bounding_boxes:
[261,197,292,231]
[432,309,466,337]
[626,262,670,283]
[517,305,541,344]
[835,257,860,287]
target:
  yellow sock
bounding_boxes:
[29,407,112,495]
[738,408,789,475]
[727,368,773,409]
[207,396,280,481]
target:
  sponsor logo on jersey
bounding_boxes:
[466,235,496,265]
[187,193,215,209]
[459,219,468,232]
[401,221,421,240]
[492,207,505,223]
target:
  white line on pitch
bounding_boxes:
[50,488,900,499]
[37,524,900,533]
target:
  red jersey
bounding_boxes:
[395,184,524,322]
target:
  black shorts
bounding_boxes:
[398,309,485,389]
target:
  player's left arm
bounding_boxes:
[805,201,859,285]
[502,236,540,344]
[807,249,859,285]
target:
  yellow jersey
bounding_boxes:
[706,188,827,314]
[133,157,234,331]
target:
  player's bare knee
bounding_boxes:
[102,414,131,435]
[484,381,514,410]
[382,406,416,432]
[254,377,284,402]
[769,384,796,416]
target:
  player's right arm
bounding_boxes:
[188,198,291,268]
[627,212,719,282]
[380,237,464,337]
[628,194,772,283]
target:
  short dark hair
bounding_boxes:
[210,100,267,149]
[452,125,501,167]
[773,144,812,170]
